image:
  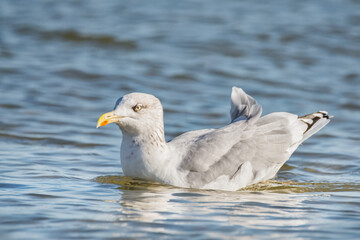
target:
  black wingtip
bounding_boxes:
[318,111,333,119]
[300,111,332,134]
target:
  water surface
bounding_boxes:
[1,0,360,239]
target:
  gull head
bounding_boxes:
[97,92,164,136]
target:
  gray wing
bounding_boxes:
[230,87,262,123]
[177,121,256,188]
[170,88,305,188]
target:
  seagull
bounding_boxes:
[97,87,331,191]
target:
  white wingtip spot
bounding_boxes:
[313,113,323,118]
[301,119,313,124]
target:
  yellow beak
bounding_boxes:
[96,111,123,128]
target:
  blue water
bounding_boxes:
[1,0,360,239]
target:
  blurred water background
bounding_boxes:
[1,0,360,239]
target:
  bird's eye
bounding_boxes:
[133,104,143,112]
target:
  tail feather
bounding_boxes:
[299,111,332,142]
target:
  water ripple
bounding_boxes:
[0,133,109,148]
[15,26,138,49]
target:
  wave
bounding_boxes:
[16,25,137,50]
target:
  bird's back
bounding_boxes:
[167,87,331,190]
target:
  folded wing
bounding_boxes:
[171,88,309,189]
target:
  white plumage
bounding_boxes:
[97,87,332,191]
